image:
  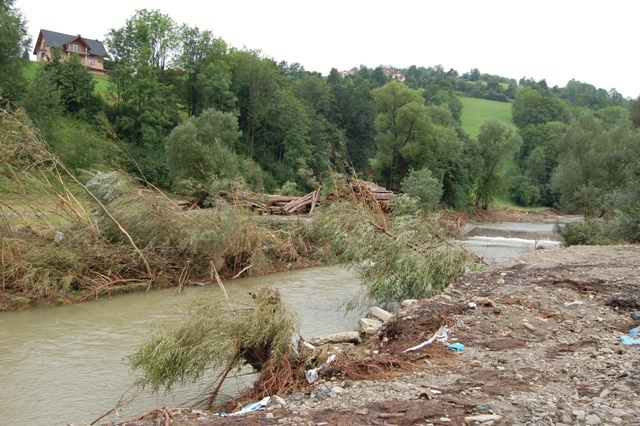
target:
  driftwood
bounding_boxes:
[181,180,395,216]
[260,187,322,215]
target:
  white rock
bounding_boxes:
[308,331,361,345]
[369,306,393,322]
[357,318,383,335]
[464,414,502,423]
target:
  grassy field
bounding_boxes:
[23,59,113,95]
[460,96,516,138]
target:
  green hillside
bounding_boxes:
[23,60,112,95]
[460,96,516,138]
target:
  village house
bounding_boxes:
[33,29,108,75]
[391,71,406,82]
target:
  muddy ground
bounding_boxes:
[115,241,640,426]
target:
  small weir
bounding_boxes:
[459,221,564,263]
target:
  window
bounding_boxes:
[70,43,78,52]
[88,58,95,65]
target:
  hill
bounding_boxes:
[460,96,516,138]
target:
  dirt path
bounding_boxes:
[117,244,640,426]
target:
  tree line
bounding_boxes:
[2,4,640,241]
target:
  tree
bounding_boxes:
[512,87,567,128]
[372,81,430,190]
[17,66,63,140]
[44,48,99,115]
[105,9,177,71]
[551,112,634,216]
[165,108,242,184]
[473,119,522,209]
[400,167,443,211]
[631,97,640,129]
[0,0,30,99]
[173,25,234,116]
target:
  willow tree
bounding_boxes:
[372,80,430,191]
[473,119,522,209]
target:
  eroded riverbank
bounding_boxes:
[121,244,640,426]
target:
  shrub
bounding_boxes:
[400,167,443,212]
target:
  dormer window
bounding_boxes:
[70,43,78,52]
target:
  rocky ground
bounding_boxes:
[116,243,640,426]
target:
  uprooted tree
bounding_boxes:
[128,286,303,409]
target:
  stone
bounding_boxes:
[464,414,503,423]
[401,299,419,307]
[390,382,409,392]
[331,386,345,394]
[584,414,601,425]
[308,331,361,345]
[572,410,586,421]
[611,417,623,425]
[265,413,275,419]
[610,408,629,418]
[357,318,383,336]
[369,306,393,323]
[272,395,288,407]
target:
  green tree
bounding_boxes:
[174,25,235,116]
[552,112,634,216]
[44,49,99,115]
[631,97,640,129]
[17,66,63,140]
[0,0,30,99]
[400,167,443,211]
[372,81,430,190]
[105,9,177,71]
[165,108,242,184]
[512,87,567,128]
[473,119,522,209]
[326,73,377,173]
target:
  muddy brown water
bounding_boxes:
[0,266,362,426]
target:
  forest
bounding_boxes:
[2,6,640,227]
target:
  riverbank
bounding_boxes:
[115,244,640,426]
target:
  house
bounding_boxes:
[33,29,108,75]
[391,71,406,82]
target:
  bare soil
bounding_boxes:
[114,243,640,426]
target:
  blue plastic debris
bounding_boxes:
[620,335,640,345]
[229,396,271,416]
[629,327,639,337]
[449,343,465,352]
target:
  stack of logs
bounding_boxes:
[262,180,396,215]
[180,180,396,215]
[261,187,322,215]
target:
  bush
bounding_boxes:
[308,202,481,311]
[400,167,443,211]
[554,219,618,246]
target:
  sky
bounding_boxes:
[16,0,640,99]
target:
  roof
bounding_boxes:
[34,29,107,56]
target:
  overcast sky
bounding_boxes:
[16,0,640,99]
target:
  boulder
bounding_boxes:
[357,318,383,336]
[369,306,393,323]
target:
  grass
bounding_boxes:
[460,96,516,138]
[22,59,113,96]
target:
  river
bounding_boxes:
[0,266,362,426]
[0,221,564,426]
